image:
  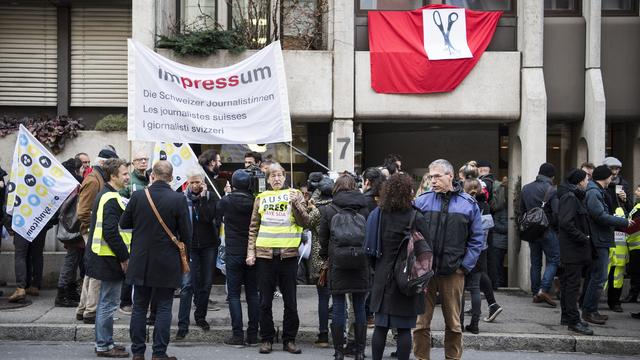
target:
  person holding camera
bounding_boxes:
[246,163,309,354]
[218,169,260,347]
[176,168,220,340]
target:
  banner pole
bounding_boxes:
[289,141,294,186]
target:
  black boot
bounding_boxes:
[331,324,345,360]
[465,315,479,334]
[55,287,78,307]
[354,323,367,360]
[66,283,80,302]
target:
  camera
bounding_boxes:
[247,164,266,194]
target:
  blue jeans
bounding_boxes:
[529,230,560,294]
[225,254,259,339]
[130,286,174,357]
[332,292,366,327]
[95,279,122,352]
[582,247,610,314]
[317,285,330,333]
[178,246,216,331]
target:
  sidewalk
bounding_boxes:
[1,285,639,355]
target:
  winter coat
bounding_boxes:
[413,183,484,275]
[247,187,310,260]
[585,181,629,249]
[520,175,559,232]
[370,207,430,317]
[307,195,332,283]
[120,181,192,289]
[85,184,129,281]
[363,189,378,214]
[217,190,255,257]
[318,190,370,294]
[185,189,219,250]
[119,169,149,199]
[77,166,107,235]
[557,181,594,265]
[491,207,508,250]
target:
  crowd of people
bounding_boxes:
[1,147,640,360]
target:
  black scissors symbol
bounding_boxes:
[433,10,459,55]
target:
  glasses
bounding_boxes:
[133,157,149,162]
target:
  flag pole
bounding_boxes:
[289,141,294,186]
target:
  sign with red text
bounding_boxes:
[127,39,292,144]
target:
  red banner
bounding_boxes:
[368,5,502,94]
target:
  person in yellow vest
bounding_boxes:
[246,162,310,355]
[85,158,131,358]
[623,185,640,304]
[606,207,629,312]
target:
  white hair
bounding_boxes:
[186,167,205,179]
[428,159,454,175]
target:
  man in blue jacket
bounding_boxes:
[582,165,633,325]
[413,159,484,360]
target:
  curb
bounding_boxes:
[1,324,639,356]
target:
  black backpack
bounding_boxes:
[329,205,368,270]
[518,186,552,242]
[391,210,434,296]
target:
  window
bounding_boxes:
[182,0,217,30]
[229,0,271,47]
[544,0,581,17]
[445,0,515,16]
[359,0,426,11]
[602,0,639,16]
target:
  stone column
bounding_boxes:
[510,0,547,291]
[329,0,355,172]
[577,0,606,166]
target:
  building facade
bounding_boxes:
[1,0,639,291]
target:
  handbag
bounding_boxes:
[144,188,190,273]
[518,186,553,242]
[317,260,329,287]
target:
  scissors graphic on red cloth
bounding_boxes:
[433,10,459,55]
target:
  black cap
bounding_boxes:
[98,149,118,159]
[566,169,587,185]
[476,160,491,168]
[592,165,612,181]
[538,163,556,178]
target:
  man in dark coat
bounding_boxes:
[85,158,131,357]
[557,169,594,336]
[120,161,192,360]
[519,163,560,306]
[582,165,632,325]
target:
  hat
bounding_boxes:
[592,165,612,181]
[476,160,492,168]
[603,157,622,168]
[566,169,587,185]
[98,149,118,159]
[538,163,556,178]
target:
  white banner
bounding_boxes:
[5,125,79,241]
[128,39,292,144]
[423,8,472,60]
[152,142,200,191]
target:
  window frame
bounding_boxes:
[602,0,639,17]
[443,0,516,17]
[355,0,429,17]
[543,0,582,17]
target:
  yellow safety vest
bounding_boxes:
[609,207,629,267]
[91,191,132,257]
[255,189,303,248]
[627,203,640,251]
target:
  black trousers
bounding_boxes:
[14,232,46,289]
[628,249,640,296]
[257,256,299,343]
[560,263,588,325]
[607,266,622,307]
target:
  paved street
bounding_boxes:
[0,341,638,360]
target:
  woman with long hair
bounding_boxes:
[369,174,432,360]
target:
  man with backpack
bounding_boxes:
[413,159,484,360]
[519,163,560,307]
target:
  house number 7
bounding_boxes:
[337,137,351,160]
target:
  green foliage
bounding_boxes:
[95,114,127,132]
[157,29,246,56]
[0,115,84,154]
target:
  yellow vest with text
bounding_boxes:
[627,203,640,251]
[609,207,629,267]
[255,189,303,248]
[91,192,132,256]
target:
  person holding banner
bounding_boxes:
[85,158,131,357]
[121,160,192,360]
[246,163,310,354]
